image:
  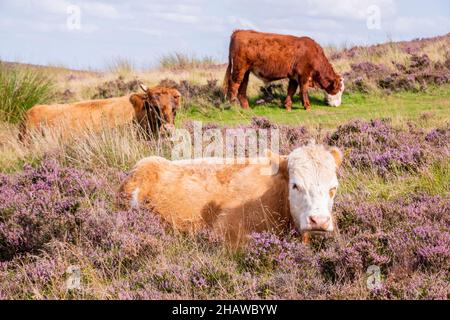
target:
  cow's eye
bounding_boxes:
[329,187,337,198]
[292,183,300,191]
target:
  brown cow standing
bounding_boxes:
[19,85,181,141]
[223,30,344,111]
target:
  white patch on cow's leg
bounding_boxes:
[130,187,140,208]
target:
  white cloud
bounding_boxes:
[8,0,120,19]
[240,0,396,20]
[390,16,450,35]
[152,12,199,24]
[79,1,120,19]
[304,0,396,20]
[120,26,164,37]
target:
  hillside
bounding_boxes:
[0,33,449,300]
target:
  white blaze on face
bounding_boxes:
[287,144,342,233]
[326,77,345,107]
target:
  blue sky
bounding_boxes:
[1,0,449,70]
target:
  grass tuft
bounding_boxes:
[0,62,54,123]
[159,53,218,71]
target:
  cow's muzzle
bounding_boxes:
[308,215,332,232]
[160,123,175,135]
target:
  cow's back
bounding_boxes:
[22,96,135,138]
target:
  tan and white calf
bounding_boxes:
[119,143,343,245]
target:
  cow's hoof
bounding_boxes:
[304,106,311,111]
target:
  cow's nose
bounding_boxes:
[309,216,330,231]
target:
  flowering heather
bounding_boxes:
[0,119,449,300]
[327,119,448,176]
[344,52,450,93]
[425,125,450,148]
[350,62,388,76]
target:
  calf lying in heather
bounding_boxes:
[19,84,181,141]
[119,143,343,246]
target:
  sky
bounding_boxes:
[0,0,449,70]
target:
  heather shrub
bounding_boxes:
[327,119,448,176]
[0,158,168,262]
[334,195,450,273]
[343,53,450,93]
[53,89,76,103]
[0,158,99,260]
[159,78,225,108]
[241,232,315,273]
[91,76,140,99]
[255,82,288,105]
[425,125,450,147]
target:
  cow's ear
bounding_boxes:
[265,149,288,176]
[130,94,143,107]
[329,147,343,168]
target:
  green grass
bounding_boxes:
[177,85,450,130]
[340,159,450,201]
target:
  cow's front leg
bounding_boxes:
[299,79,311,111]
[284,79,298,112]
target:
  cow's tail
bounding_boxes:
[222,61,232,99]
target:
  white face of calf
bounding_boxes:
[326,77,345,107]
[287,144,343,233]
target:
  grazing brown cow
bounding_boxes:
[223,30,344,111]
[19,84,181,141]
[119,142,343,246]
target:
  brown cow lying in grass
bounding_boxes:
[119,142,343,246]
[19,84,181,141]
[224,30,344,111]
